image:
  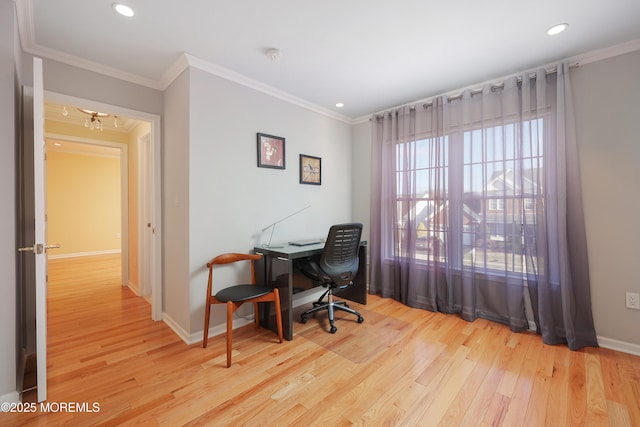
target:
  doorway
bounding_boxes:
[18,91,163,400]
[45,136,126,278]
[42,92,162,320]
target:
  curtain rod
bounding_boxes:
[372,62,579,119]
[424,63,579,107]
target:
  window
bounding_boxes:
[489,199,504,211]
[524,198,534,211]
[395,136,448,263]
[394,119,544,274]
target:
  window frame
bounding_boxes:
[390,118,545,277]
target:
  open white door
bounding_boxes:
[17,57,50,402]
[32,57,48,403]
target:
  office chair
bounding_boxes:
[202,253,283,367]
[300,223,364,333]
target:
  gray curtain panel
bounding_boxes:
[369,63,597,350]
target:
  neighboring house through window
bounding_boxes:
[394,119,543,275]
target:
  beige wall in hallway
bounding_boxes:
[46,149,121,255]
[44,118,150,289]
[127,122,151,289]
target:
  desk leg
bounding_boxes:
[256,255,293,341]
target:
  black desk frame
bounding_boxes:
[254,242,367,341]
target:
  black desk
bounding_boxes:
[254,241,367,340]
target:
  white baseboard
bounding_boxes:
[162,312,253,346]
[597,336,640,357]
[160,288,325,347]
[161,313,191,344]
[127,281,140,296]
[0,390,20,404]
[48,249,121,260]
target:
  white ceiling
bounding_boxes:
[15,0,640,120]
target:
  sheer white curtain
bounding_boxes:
[370,64,597,350]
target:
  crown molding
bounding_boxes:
[568,37,640,67]
[357,37,640,123]
[159,53,356,124]
[158,53,190,90]
[14,0,640,126]
[27,44,165,90]
[14,0,353,124]
[181,53,354,124]
[15,1,163,89]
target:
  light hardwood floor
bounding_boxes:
[5,254,639,426]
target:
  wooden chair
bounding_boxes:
[202,253,283,367]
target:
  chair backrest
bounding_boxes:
[207,253,262,287]
[319,223,363,286]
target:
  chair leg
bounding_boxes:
[332,303,364,323]
[327,292,337,333]
[253,302,260,326]
[327,304,337,334]
[226,301,234,368]
[203,298,211,348]
[300,302,330,318]
[300,289,363,333]
[313,289,329,307]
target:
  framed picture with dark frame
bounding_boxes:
[257,133,285,169]
[299,154,321,185]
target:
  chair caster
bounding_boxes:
[357,316,364,323]
[330,326,337,334]
[300,315,308,324]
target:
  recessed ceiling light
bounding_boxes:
[335,103,344,108]
[547,23,568,36]
[112,3,134,17]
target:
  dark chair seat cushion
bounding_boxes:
[215,284,275,302]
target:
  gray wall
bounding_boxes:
[18,58,163,117]
[0,0,17,401]
[162,69,191,331]
[572,50,640,347]
[182,67,354,336]
[352,120,372,259]
[351,50,640,350]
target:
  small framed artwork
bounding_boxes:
[299,154,321,185]
[257,133,285,169]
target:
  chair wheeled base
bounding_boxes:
[300,287,364,334]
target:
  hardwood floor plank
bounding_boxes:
[458,328,513,426]
[5,254,639,427]
[584,349,609,425]
[606,399,633,427]
[501,334,541,426]
[481,392,510,427]
[437,328,503,426]
[543,345,570,426]
[522,342,554,426]
[567,350,588,426]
